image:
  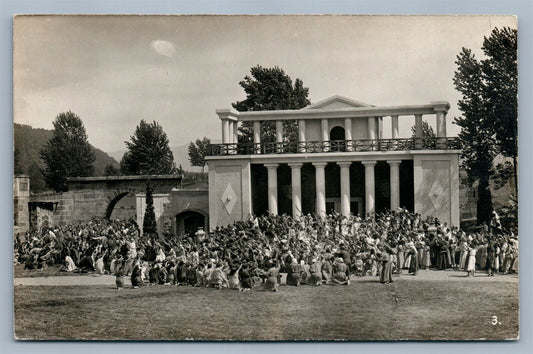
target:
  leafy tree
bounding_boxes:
[120,120,176,175]
[453,27,517,225]
[27,162,47,192]
[453,50,497,225]
[232,65,311,143]
[481,27,518,191]
[188,137,213,173]
[14,147,24,175]
[104,164,119,176]
[177,164,185,176]
[39,111,95,192]
[143,183,157,235]
[410,121,436,148]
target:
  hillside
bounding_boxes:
[14,124,120,192]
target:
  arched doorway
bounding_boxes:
[330,126,346,151]
[106,192,129,219]
[176,210,206,238]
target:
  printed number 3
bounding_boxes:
[492,316,499,325]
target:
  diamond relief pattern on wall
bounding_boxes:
[221,183,237,215]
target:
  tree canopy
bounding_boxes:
[453,27,517,225]
[232,65,311,143]
[410,121,436,148]
[188,137,213,173]
[120,120,176,175]
[39,111,95,192]
[142,183,157,235]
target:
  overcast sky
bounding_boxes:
[14,15,516,153]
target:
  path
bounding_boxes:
[14,269,518,286]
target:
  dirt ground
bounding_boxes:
[13,270,519,341]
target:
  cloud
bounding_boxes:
[150,40,176,57]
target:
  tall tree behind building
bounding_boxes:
[232,65,311,143]
[453,27,517,225]
[39,111,95,192]
[120,120,176,175]
[187,137,213,173]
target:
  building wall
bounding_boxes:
[136,193,171,234]
[207,159,252,229]
[305,120,321,141]
[14,175,31,233]
[303,117,370,141]
[352,118,368,140]
[136,189,209,235]
[413,153,460,227]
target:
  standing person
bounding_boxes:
[407,242,419,276]
[264,260,281,292]
[458,234,469,270]
[131,259,143,288]
[115,257,125,290]
[466,241,478,277]
[378,245,393,284]
[486,238,497,276]
[396,240,405,274]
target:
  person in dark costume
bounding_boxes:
[131,260,143,288]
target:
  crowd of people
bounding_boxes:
[14,209,518,291]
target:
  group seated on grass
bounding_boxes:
[15,208,518,290]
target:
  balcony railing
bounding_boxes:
[209,137,460,156]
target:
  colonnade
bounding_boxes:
[263,160,402,219]
[221,110,448,147]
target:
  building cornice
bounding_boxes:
[216,102,451,122]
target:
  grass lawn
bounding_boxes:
[14,275,518,341]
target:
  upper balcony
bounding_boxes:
[208,95,456,156]
[210,137,460,156]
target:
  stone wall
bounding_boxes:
[28,175,182,230]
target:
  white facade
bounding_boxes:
[207,96,460,229]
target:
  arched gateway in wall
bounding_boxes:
[175,209,207,237]
[29,175,182,229]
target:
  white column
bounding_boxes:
[265,164,279,215]
[367,117,377,140]
[298,119,306,152]
[362,160,377,216]
[414,114,423,149]
[276,120,284,143]
[232,121,238,144]
[387,160,401,210]
[391,115,399,139]
[289,163,303,219]
[313,162,327,218]
[436,111,447,138]
[321,119,329,152]
[338,162,352,216]
[344,118,353,151]
[436,110,447,149]
[253,121,261,154]
[276,120,283,153]
[222,120,230,144]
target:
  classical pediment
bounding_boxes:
[303,95,373,110]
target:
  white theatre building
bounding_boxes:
[206,96,460,229]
